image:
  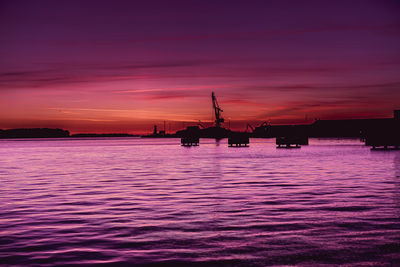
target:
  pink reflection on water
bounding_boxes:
[0,138,399,265]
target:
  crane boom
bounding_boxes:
[212,92,224,127]
[246,123,255,132]
[198,120,206,129]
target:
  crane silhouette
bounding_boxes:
[212,92,224,128]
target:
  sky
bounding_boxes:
[0,0,399,134]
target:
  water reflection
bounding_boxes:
[393,152,400,213]
[394,152,400,179]
[0,138,399,265]
[215,138,221,146]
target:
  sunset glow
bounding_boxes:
[1,0,399,133]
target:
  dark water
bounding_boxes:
[0,138,399,266]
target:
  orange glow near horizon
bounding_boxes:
[1,1,400,134]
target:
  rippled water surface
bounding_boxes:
[1,138,399,266]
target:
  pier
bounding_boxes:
[228,134,249,147]
[138,91,398,152]
[181,136,199,146]
[365,135,400,150]
[276,136,306,148]
[364,110,400,150]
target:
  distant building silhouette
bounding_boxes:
[394,110,400,120]
[0,128,70,138]
[71,133,136,137]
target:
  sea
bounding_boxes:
[0,138,399,266]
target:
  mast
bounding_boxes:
[212,92,224,127]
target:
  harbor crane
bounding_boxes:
[212,92,224,128]
[198,120,206,129]
[246,122,269,132]
[246,123,255,133]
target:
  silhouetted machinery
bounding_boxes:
[364,109,400,150]
[228,132,249,147]
[246,122,270,137]
[180,126,200,146]
[246,123,254,132]
[177,92,230,140]
[276,125,309,148]
[198,121,206,129]
[181,136,200,146]
[212,92,224,127]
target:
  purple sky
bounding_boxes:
[1,0,399,133]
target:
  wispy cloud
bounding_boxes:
[47,23,400,47]
[0,59,223,90]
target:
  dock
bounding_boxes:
[365,134,400,150]
[228,134,249,147]
[364,113,400,150]
[181,136,199,146]
[276,136,308,148]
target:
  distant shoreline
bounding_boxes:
[0,128,140,139]
[1,111,399,139]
